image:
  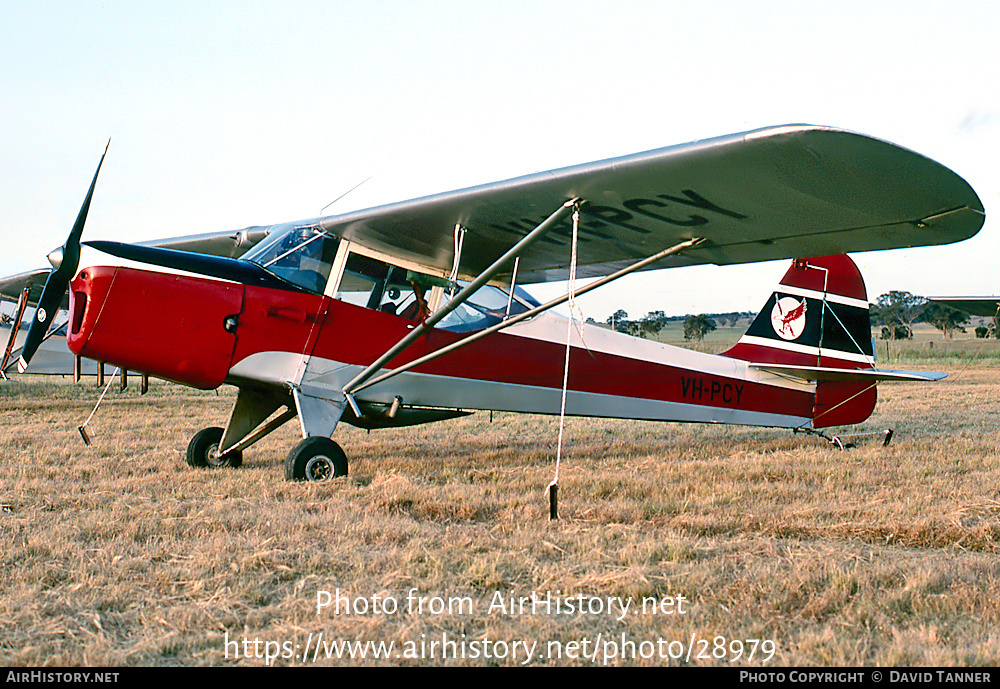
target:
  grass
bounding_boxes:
[2,336,1000,666]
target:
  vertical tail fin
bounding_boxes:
[723,255,877,427]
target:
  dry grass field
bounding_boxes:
[3,330,1000,666]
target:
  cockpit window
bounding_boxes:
[332,250,538,331]
[336,253,437,322]
[435,282,534,332]
[243,225,339,293]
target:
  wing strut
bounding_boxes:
[347,235,705,397]
[504,257,520,318]
[341,198,579,403]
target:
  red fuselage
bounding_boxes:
[67,265,826,428]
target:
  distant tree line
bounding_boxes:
[871,291,990,340]
[589,291,989,344]
[592,310,753,341]
[602,309,669,339]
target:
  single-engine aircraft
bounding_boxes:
[14,125,985,481]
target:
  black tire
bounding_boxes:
[285,437,348,482]
[186,427,243,468]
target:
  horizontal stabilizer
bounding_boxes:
[751,363,946,383]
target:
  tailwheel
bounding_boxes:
[285,437,348,482]
[186,426,243,468]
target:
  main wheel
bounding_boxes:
[186,427,243,468]
[285,437,348,482]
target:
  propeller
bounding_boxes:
[17,141,109,372]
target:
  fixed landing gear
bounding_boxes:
[186,427,243,468]
[185,426,348,482]
[285,437,348,482]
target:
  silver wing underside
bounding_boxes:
[308,124,984,283]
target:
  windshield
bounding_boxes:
[242,225,340,293]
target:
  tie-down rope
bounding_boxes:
[549,204,581,519]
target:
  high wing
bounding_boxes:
[309,124,984,283]
[1,226,270,306]
[927,297,1000,318]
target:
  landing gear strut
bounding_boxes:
[285,436,348,482]
[186,426,243,468]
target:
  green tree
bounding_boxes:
[880,325,913,341]
[871,291,925,340]
[640,310,668,338]
[607,309,629,332]
[921,302,970,339]
[683,314,717,341]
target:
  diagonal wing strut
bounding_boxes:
[340,198,580,407]
[344,236,706,398]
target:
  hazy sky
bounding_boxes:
[2,1,997,320]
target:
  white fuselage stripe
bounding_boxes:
[488,312,807,391]
[76,245,242,285]
[227,350,814,430]
[777,285,870,310]
[737,335,873,364]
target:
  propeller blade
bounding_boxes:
[17,142,109,372]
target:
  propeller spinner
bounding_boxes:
[17,142,109,372]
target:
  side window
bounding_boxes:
[336,253,390,308]
[335,253,443,323]
[378,269,445,322]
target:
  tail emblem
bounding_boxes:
[770,296,807,340]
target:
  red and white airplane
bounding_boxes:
[13,125,985,481]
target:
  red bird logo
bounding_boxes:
[770,296,807,340]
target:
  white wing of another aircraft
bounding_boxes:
[927,297,1000,318]
[1,227,271,306]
